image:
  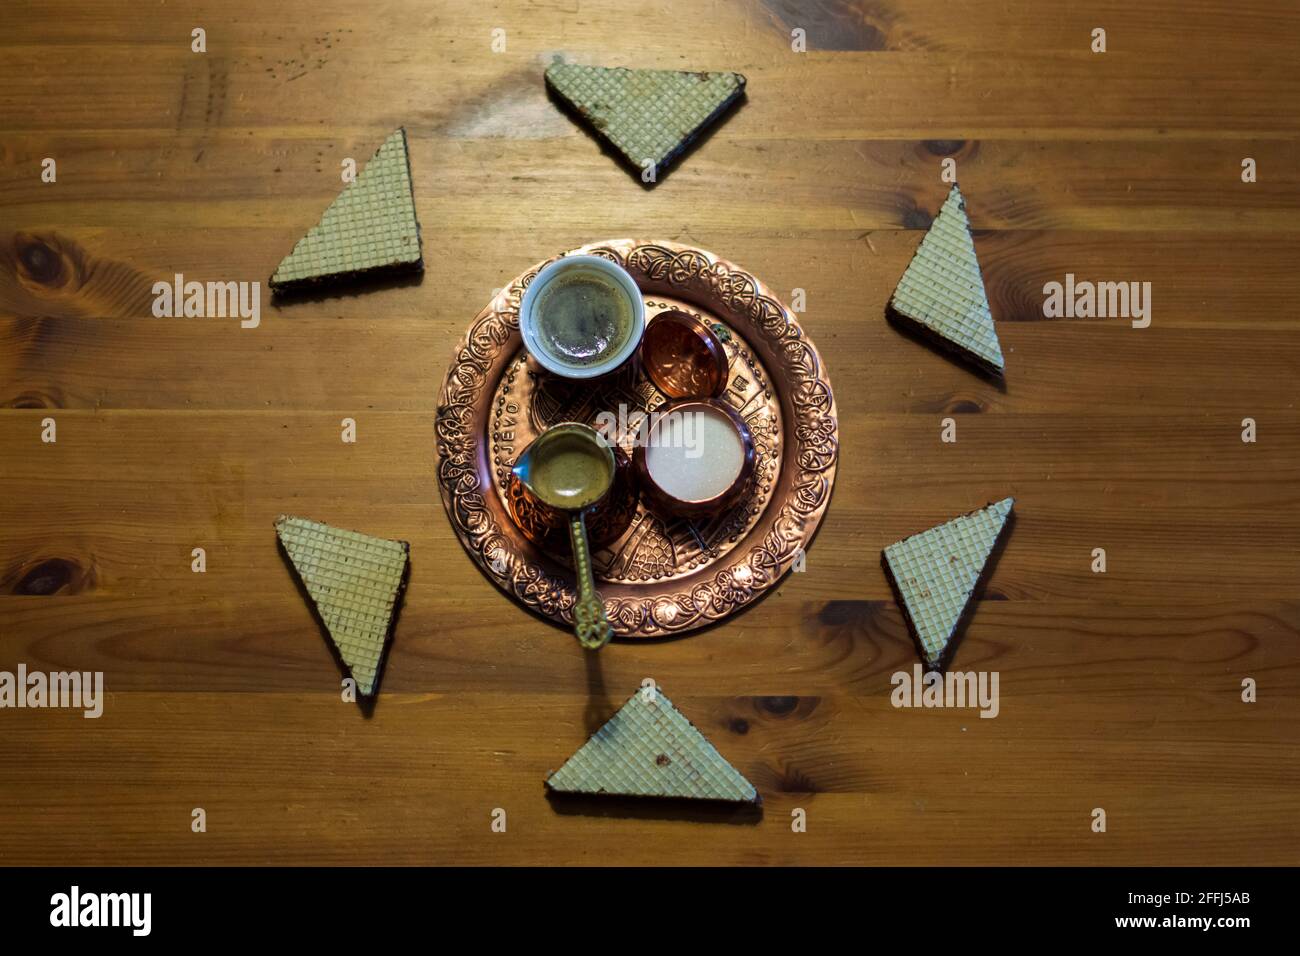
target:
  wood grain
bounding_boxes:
[1,0,1298,865]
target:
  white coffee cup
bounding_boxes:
[518,255,646,379]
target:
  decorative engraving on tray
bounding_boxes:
[436,240,839,637]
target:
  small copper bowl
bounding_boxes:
[640,309,730,400]
[633,399,755,518]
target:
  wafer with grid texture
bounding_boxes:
[269,128,422,293]
[890,184,1004,373]
[545,63,745,179]
[546,689,759,803]
[275,515,409,696]
[883,498,1014,668]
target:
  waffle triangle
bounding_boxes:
[545,63,745,179]
[270,128,422,293]
[883,498,1014,668]
[275,515,409,696]
[546,689,759,803]
[890,184,1004,373]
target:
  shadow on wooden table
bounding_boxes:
[269,267,425,306]
[582,646,615,735]
[884,303,1009,391]
[546,791,763,825]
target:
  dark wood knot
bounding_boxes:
[755,695,801,717]
[922,139,967,157]
[944,397,986,414]
[16,234,67,287]
[5,389,64,410]
[901,204,933,230]
[7,557,94,596]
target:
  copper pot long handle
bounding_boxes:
[568,512,613,650]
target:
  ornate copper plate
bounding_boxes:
[435,240,838,638]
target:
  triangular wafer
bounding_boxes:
[275,515,409,696]
[883,498,1013,669]
[270,128,423,294]
[545,63,745,180]
[890,184,1004,374]
[546,688,759,804]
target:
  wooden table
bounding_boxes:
[2,0,1297,866]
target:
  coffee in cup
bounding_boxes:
[519,255,646,379]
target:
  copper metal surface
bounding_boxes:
[505,441,640,552]
[435,239,839,638]
[641,309,730,399]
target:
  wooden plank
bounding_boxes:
[3,39,1299,136]
[5,134,1294,221]
[5,319,1300,412]
[8,229,1300,331]
[6,0,1300,62]
[4,136,1299,231]
[1,594,1296,695]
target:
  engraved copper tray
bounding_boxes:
[435,240,838,638]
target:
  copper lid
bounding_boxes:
[640,310,730,399]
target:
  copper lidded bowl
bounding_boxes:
[633,399,756,518]
[639,308,730,399]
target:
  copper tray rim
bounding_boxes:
[435,238,839,639]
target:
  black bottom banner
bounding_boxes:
[0,866,1287,942]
